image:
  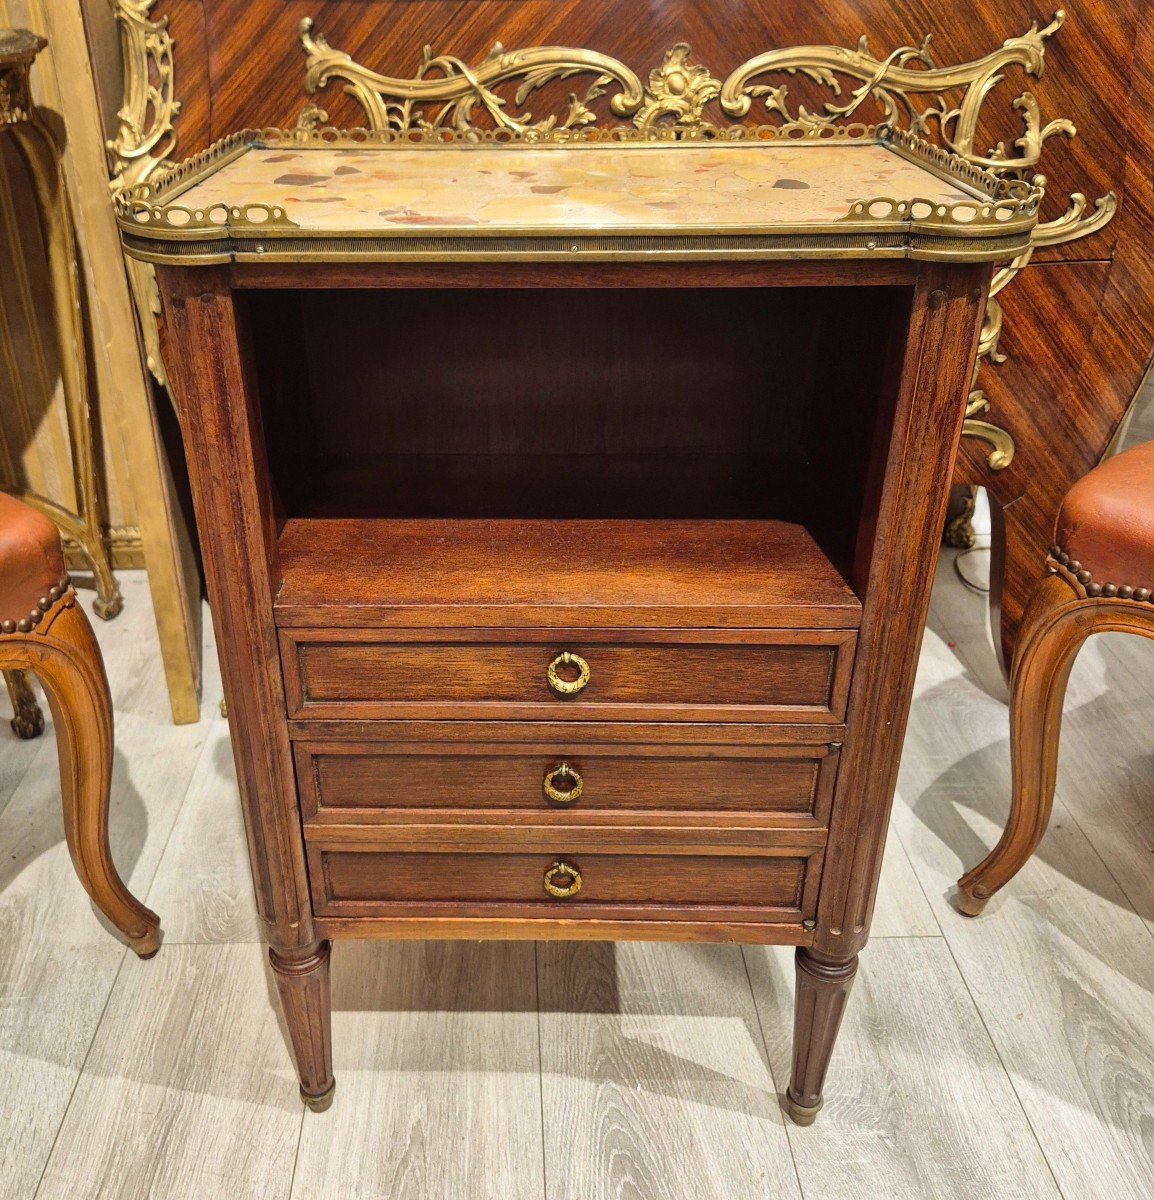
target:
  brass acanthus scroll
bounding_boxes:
[108,5,1114,456]
[107,0,180,387]
[108,0,178,190]
[299,20,644,134]
[295,11,1115,473]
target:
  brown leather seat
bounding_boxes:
[0,491,68,633]
[1052,439,1154,600]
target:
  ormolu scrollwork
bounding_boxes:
[107,0,179,189]
[108,11,1112,466]
[299,18,644,135]
[295,12,1112,472]
[717,13,1072,172]
[107,0,180,388]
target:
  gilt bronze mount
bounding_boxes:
[109,3,1114,470]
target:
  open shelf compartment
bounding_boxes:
[244,281,912,620]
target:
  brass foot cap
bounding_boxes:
[302,1082,335,1113]
[130,926,162,959]
[786,1094,823,1127]
[953,886,989,918]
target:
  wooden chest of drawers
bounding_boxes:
[130,120,1016,1122]
[278,518,854,937]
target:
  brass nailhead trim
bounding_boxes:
[0,574,71,634]
[1049,545,1152,603]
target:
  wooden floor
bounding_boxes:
[3,555,1154,1198]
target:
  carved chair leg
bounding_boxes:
[4,668,44,739]
[270,941,335,1111]
[14,597,160,954]
[957,572,1097,915]
[786,947,858,1126]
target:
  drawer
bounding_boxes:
[306,845,820,926]
[280,628,855,723]
[295,739,840,822]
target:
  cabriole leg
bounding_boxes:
[20,599,160,954]
[957,572,1095,915]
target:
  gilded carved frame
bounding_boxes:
[107,3,1115,469]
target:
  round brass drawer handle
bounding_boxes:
[547,651,590,697]
[543,763,583,805]
[544,860,582,899]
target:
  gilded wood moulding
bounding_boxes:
[110,5,1115,466]
[1,28,124,618]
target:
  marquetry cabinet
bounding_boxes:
[117,112,1033,1121]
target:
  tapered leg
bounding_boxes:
[787,948,858,1125]
[4,597,160,953]
[4,669,44,739]
[270,940,335,1111]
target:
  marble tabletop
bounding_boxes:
[169,140,980,235]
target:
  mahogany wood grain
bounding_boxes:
[274,519,862,630]
[309,847,813,925]
[269,941,335,1108]
[156,265,317,955]
[249,284,898,569]
[294,739,840,819]
[230,259,919,291]
[798,263,988,1108]
[280,627,856,725]
[286,718,845,745]
[787,948,859,1124]
[302,818,828,855]
[312,914,814,944]
[150,181,992,1120]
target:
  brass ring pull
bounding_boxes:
[543,763,583,805]
[547,651,590,697]
[543,860,582,899]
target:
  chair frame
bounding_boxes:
[957,552,1154,914]
[0,583,159,955]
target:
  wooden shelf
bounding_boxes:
[274,517,861,629]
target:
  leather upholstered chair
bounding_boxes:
[957,440,1154,915]
[0,492,160,955]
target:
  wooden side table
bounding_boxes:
[0,28,121,621]
[116,95,1037,1122]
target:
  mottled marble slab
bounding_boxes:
[172,141,978,234]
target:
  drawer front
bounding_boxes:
[308,846,817,926]
[281,629,855,723]
[296,740,840,821]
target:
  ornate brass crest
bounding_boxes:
[109,4,1116,468]
[293,13,1116,470]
